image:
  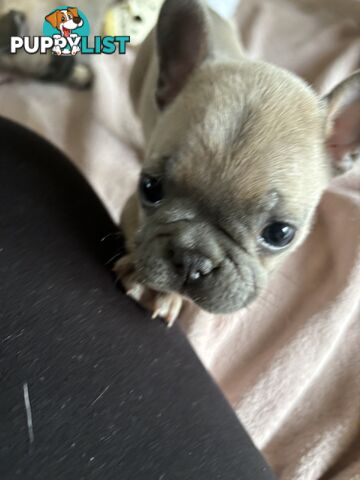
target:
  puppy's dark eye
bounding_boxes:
[260,222,296,249]
[139,174,163,206]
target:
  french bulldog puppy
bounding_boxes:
[115,0,360,325]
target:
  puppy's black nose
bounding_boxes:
[73,16,81,24]
[170,249,214,282]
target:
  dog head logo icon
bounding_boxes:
[44,6,89,56]
[45,7,83,37]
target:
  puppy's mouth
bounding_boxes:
[134,232,261,314]
[62,27,71,37]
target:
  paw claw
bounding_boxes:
[166,315,177,328]
[153,293,183,327]
[152,309,160,320]
[114,255,183,325]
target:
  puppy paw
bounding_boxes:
[114,255,183,326]
[151,292,183,328]
[70,38,81,56]
[71,46,80,55]
[52,45,62,56]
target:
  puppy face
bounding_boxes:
[132,0,360,313]
[45,7,83,36]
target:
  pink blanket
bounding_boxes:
[0,1,359,478]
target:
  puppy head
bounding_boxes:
[45,7,83,33]
[133,0,360,313]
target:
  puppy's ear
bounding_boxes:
[156,0,210,109]
[68,7,79,18]
[323,70,360,173]
[45,11,59,28]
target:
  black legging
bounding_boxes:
[0,116,276,479]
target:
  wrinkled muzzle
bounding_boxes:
[133,220,264,313]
